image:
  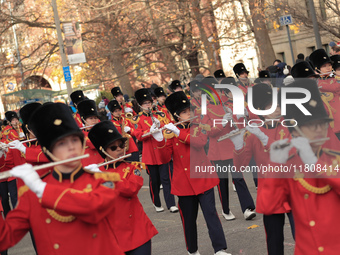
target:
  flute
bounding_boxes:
[5,124,97,145]
[272,137,330,150]
[141,116,198,138]
[96,154,132,168]
[0,154,90,180]
[217,128,245,142]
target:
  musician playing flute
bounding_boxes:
[229,83,295,255]
[131,88,177,213]
[151,91,231,255]
[268,79,340,255]
[201,77,256,221]
[88,121,158,255]
[76,99,103,166]
[0,103,124,255]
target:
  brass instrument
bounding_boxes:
[125,112,133,119]
[121,116,132,151]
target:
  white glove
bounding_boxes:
[236,108,249,120]
[10,164,46,198]
[124,126,131,133]
[0,142,8,151]
[84,164,102,173]
[152,117,160,128]
[165,123,180,136]
[229,129,245,151]
[290,137,318,165]
[9,140,26,154]
[270,139,292,164]
[246,126,269,146]
[19,132,25,138]
[125,107,133,113]
[222,113,232,128]
[150,123,163,142]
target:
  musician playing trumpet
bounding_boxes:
[131,88,177,213]
[0,102,124,255]
[111,87,135,116]
[108,99,139,162]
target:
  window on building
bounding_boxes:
[319,0,327,20]
[307,46,316,55]
[277,52,286,63]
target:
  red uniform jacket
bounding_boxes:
[233,121,292,214]
[111,116,138,155]
[0,167,124,255]
[263,146,340,255]
[73,112,84,128]
[161,123,219,196]
[157,104,174,123]
[131,111,171,165]
[202,102,237,161]
[82,130,105,167]
[102,161,158,252]
[1,126,25,143]
[190,96,202,116]
[318,77,340,133]
[4,142,50,186]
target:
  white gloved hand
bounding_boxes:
[150,123,163,142]
[0,142,8,151]
[270,139,292,164]
[9,140,26,154]
[222,113,232,128]
[236,108,249,120]
[19,132,25,138]
[84,164,102,173]
[152,117,160,128]
[246,126,269,146]
[10,164,46,198]
[165,123,180,136]
[290,137,318,165]
[125,107,133,113]
[229,129,245,150]
[124,126,131,133]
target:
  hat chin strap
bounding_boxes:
[100,147,125,161]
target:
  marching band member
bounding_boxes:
[1,111,25,143]
[152,91,231,255]
[107,100,139,162]
[169,80,183,93]
[330,54,340,78]
[70,90,86,128]
[76,99,103,166]
[154,87,173,122]
[0,102,124,255]
[131,88,177,213]
[202,77,256,221]
[229,83,295,255]
[233,63,252,96]
[111,87,135,116]
[269,79,340,254]
[88,121,158,255]
[309,49,340,140]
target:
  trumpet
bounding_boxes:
[0,154,90,180]
[272,137,330,150]
[125,112,133,119]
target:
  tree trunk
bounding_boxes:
[248,0,276,68]
[191,0,217,73]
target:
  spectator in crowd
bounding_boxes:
[273,59,281,66]
[296,53,305,63]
